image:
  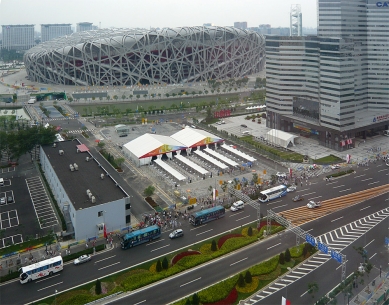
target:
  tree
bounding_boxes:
[95,278,102,295]
[144,185,155,196]
[284,248,291,262]
[92,96,96,102]
[192,293,200,305]
[162,257,169,270]
[121,94,126,100]
[279,252,285,265]
[97,142,106,149]
[116,157,125,168]
[248,226,253,236]
[238,273,245,287]
[158,93,161,99]
[307,282,319,299]
[245,270,252,284]
[113,95,118,101]
[136,94,140,100]
[211,240,217,251]
[156,259,162,272]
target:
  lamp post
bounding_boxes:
[55,290,57,305]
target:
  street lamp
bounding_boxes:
[55,290,57,305]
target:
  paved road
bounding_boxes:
[1,162,387,304]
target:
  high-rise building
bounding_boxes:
[290,4,302,36]
[265,0,389,151]
[1,24,35,50]
[41,24,72,42]
[234,22,247,30]
[76,22,93,32]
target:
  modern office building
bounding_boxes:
[266,0,389,151]
[41,24,72,42]
[234,22,247,30]
[24,26,265,86]
[290,4,302,36]
[40,139,131,240]
[1,24,35,50]
[76,22,93,32]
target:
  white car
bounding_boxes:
[276,172,287,179]
[331,164,341,170]
[307,201,321,209]
[169,229,184,239]
[230,200,244,212]
[287,185,297,192]
[73,254,92,265]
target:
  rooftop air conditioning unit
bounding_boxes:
[91,196,96,203]
[74,163,78,170]
[59,150,64,155]
[86,157,90,162]
[69,164,74,171]
[100,173,104,179]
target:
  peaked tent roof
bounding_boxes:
[171,126,223,148]
[123,133,187,159]
[266,129,298,148]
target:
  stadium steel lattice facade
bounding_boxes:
[24,26,265,86]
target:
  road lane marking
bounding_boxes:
[297,189,309,193]
[134,301,147,305]
[267,243,281,250]
[361,178,372,181]
[378,169,387,172]
[368,181,379,185]
[146,239,165,246]
[94,255,116,263]
[354,174,365,178]
[369,253,377,260]
[300,290,309,297]
[230,257,248,266]
[190,225,207,231]
[331,216,343,222]
[360,206,371,211]
[327,181,339,185]
[229,211,245,217]
[306,229,313,232]
[336,260,349,270]
[35,274,61,282]
[272,204,287,209]
[268,200,283,205]
[236,215,251,221]
[180,277,201,287]
[303,192,316,196]
[365,239,375,247]
[308,196,322,200]
[196,229,213,236]
[339,188,351,193]
[364,168,370,171]
[97,262,120,270]
[333,185,345,189]
[37,281,63,291]
[150,244,170,252]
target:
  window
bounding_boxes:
[125,203,131,210]
[98,211,103,217]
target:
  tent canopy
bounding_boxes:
[266,129,298,148]
[171,126,223,148]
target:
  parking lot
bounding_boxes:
[0,190,14,205]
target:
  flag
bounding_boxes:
[281,296,291,305]
[103,224,107,239]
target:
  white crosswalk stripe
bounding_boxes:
[244,208,389,304]
[67,128,95,134]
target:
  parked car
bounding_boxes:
[287,185,297,192]
[169,229,184,239]
[7,196,13,203]
[292,195,304,202]
[0,197,6,205]
[240,124,247,128]
[73,254,92,265]
[331,164,341,170]
[307,200,321,209]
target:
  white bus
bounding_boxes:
[259,185,287,202]
[19,256,63,284]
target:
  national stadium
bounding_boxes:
[24,26,265,86]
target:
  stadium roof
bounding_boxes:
[123,133,187,159]
[170,126,223,148]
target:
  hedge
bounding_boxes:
[62,244,105,263]
[249,256,279,276]
[198,275,239,304]
[326,169,354,178]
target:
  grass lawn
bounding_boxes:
[315,154,343,164]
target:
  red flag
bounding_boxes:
[103,224,107,239]
[282,297,291,305]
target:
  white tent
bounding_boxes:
[171,126,223,149]
[266,129,298,148]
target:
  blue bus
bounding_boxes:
[120,225,161,249]
[189,205,225,226]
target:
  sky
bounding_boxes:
[0,0,317,33]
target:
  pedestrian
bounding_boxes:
[86,243,88,248]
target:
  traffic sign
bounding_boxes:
[385,237,389,245]
[331,250,342,263]
[305,234,316,247]
[318,242,328,254]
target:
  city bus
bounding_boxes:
[189,205,225,226]
[120,225,161,249]
[19,256,63,284]
[259,185,287,202]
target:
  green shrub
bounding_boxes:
[248,226,253,236]
[162,257,169,270]
[238,274,245,287]
[249,256,279,276]
[198,275,238,304]
[192,293,200,305]
[63,244,105,263]
[326,169,353,178]
[245,270,252,284]
[211,239,217,251]
[156,259,162,272]
[290,243,305,258]
[95,278,102,295]
[284,248,291,262]
[279,252,285,265]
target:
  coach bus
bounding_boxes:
[19,256,63,284]
[189,205,225,226]
[259,185,287,203]
[120,225,161,249]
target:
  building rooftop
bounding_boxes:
[41,140,127,210]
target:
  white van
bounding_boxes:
[242,131,250,135]
[383,130,389,136]
[0,178,4,186]
[27,98,36,104]
[230,200,244,212]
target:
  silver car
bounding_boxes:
[73,254,92,265]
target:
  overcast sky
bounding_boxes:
[0,0,317,33]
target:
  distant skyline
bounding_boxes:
[0,0,317,34]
